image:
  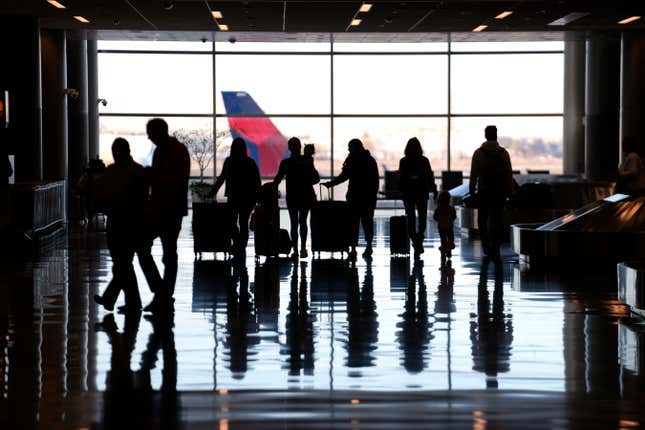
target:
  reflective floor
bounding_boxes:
[1,210,645,429]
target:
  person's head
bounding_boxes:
[288,137,302,156]
[437,190,451,207]
[146,118,169,146]
[485,125,497,141]
[89,158,106,173]
[348,138,364,154]
[230,137,247,159]
[405,137,423,157]
[111,138,131,164]
[304,143,315,157]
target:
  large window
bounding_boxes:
[98,34,564,188]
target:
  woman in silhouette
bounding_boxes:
[212,137,261,255]
[398,137,437,255]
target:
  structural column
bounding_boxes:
[66,33,89,192]
[87,39,100,161]
[41,29,68,180]
[0,16,43,181]
[620,31,645,153]
[584,32,621,181]
[563,32,586,175]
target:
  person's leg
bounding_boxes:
[98,221,125,309]
[417,198,428,239]
[159,216,183,298]
[362,205,375,256]
[121,246,142,310]
[298,207,309,256]
[403,199,417,239]
[288,206,299,258]
[478,204,491,255]
[489,203,504,259]
[137,220,163,294]
[237,204,253,253]
[348,202,360,258]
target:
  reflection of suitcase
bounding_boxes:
[310,259,353,303]
[311,186,352,257]
[192,202,233,258]
[389,215,410,256]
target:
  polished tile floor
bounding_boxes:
[1,210,644,429]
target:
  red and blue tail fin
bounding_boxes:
[222,91,288,176]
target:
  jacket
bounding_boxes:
[148,137,190,217]
[469,140,513,198]
[329,149,379,204]
[398,155,437,200]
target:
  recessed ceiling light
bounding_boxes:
[618,16,641,25]
[495,11,513,19]
[73,15,90,23]
[218,23,229,31]
[46,0,66,9]
[472,24,488,32]
[350,18,362,26]
[548,12,589,26]
[359,3,372,13]
[212,11,223,20]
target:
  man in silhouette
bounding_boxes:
[94,138,148,312]
[323,139,379,259]
[138,118,190,312]
[469,126,513,261]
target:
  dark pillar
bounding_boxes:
[0,16,43,181]
[66,34,89,191]
[563,33,586,175]
[41,29,68,180]
[87,39,100,161]
[585,32,621,181]
[620,31,645,154]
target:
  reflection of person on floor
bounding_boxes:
[137,118,190,313]
[225,264,257,378]
[399,137,438,255]
[470,260,513,389]
[211,137,261,256]
[323,139,379,259]
[274,137,320,259]
[94,138,148,312]
[433,191,457,264]
[285,261,315,375]
[397,261,433,373]
[345,261,379,368]
[469,125,513,261]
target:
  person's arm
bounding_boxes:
[311,163,320,185]
[469,151,478,195]
[398,158,407,193]
[251,160,261,200]
[325,160,350,188]
[426,157,438,199]
[211,158,229,196]
[503,150,514,195]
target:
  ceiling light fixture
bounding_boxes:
[73,15,90,23]
[618,16,641,25]
[472,24,488,32]
[350,18,362,26]
[218,23,229,31]
[212,10,223,19]
[495,11,513,19]
[46,0,66,9]
[548,12,589,26]
[359,3,372,13]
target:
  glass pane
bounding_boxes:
[215,41,330,52]
[333,42,447,52]
[214,116,331,184]
[98,53,213,114]
[449,116,563,174]
[98,40,213,52]
[99,116,214,178]
[333,55,448,114]
[450,41,564,52]
[333,117,448,177]
[450,53,563,114]
[215,55,331,114]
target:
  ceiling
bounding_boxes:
[0,1,643,35]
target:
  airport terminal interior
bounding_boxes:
[2,1,645,429]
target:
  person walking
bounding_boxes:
[433,190,457,264]
[211,137,261,256]
[469,125,513,261]
[274,137,320,259]
[323,138,379,259]
[398,137,437,255]
[138,118,190,313]
[94,138,148,312]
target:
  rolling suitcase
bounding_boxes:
[252,204,280,258]
[311,185,352,257]
[192,201,234,259]
[389,214,410,256]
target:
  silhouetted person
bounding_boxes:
[274,137,320,259]
[138,118,190,313]
[398,137,437,255]
[345,262,379,368]
[469,125,513,261]
[212,137,261,255]
[285,261,315,375]
[94,138,148,312]
[618,136,645,195]
[76,158,106,227]
[397,261,433,373]
[324,138,379,259]
[433,190,457,264]
[470,260,513,389]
